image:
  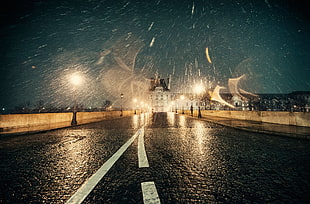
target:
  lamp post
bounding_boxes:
[209,94,212,110]
[70,72,83,126]
[171,101,175,112]
[140,101,144,113]
[120,93,124,116]
[193,83,204,118]
[133,98,137,114]
[175,96,177,113]
[180,95,185,114]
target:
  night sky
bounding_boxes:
[1,0,309,110]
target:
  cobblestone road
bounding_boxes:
[0,112,309,203]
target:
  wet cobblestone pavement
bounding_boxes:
[0,113,309,203]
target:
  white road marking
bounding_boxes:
[138,127,161,204]
[138,127,149,168]
[66,128,142,204]
[141,181,161,204]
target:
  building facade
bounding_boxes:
[148,76,202,112]
[147,76,310,113]
[148,77,173,112]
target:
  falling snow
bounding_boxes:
[149,37,156,47]
[0,0,309,110]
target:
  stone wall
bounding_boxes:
[0,111,135,134]
[197,110,310,127]
[1,110,308,134]
[0,113,72,131]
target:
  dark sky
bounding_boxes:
[1,0,309,110]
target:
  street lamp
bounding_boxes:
[174,95,177,113]
[193,83,204,118]
[70,72,83,125]
[193,84,204,95]
[120,93,124,116]
[140,101,144,113]
[180,95,185,114]
[133,98,137,114]
[70,73,83,86]
[170,101,175,112]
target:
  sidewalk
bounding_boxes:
[185,114,310,140]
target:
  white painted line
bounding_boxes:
[141,181,161,204]
[66,129,142,204]
[138,127,149,168]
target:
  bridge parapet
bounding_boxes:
[198,110,310,127]
[0,111,136,134]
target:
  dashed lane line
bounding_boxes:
[138,127,149,168]
[141,181,161,204]
[138,127,161,203]
[66,128,142,204]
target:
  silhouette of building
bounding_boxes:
[148,76,173,112]
[148,75,204,112]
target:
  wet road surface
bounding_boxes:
[0,112,309,203]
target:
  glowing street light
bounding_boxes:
[170,101,175,112]
[70,73,83,86]
[133,98,137,114]
[180,95,185,114]
[70,72,84,126]
[193,83,204,95]
[193,83,204,118]
[120,93,124,116]
[140,101,144,113]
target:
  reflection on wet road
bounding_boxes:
[0,113,309,203]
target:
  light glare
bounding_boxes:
[193,84,204,94]
[70,73,83,86]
